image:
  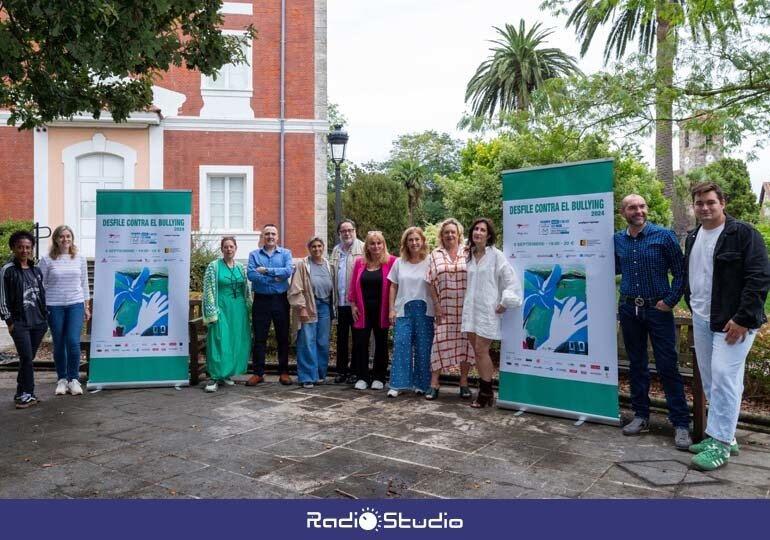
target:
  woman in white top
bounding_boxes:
[39,225,90,396]
[387,227,434,397]
[462,218,522,408]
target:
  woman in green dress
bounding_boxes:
[202,236,251,392]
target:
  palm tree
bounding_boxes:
[465,19,582,119]
[392,160,426,226]
[566,0,738,233]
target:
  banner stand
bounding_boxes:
[500,159,620,425]
[88,190,192,390]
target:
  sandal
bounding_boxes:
[424,387,440,401]
[459,386,472,399]
[470,380,495,409]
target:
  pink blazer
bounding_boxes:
[348,255,396,329]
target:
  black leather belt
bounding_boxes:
[619,295,663,308]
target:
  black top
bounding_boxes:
[361,268,383,328]
[684,215,770,330]
[21,268,46,326]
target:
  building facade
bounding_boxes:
[0,0,328,256]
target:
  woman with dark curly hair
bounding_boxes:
[1,230,48,409]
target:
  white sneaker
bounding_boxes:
[387,389,399,398]
[222,378,235,386]
[354,379,368,390]
[204,380,218,392]
[302,382,314,389]
[68,379,83,396]
[55,379,68,396]
[371,380,384,390]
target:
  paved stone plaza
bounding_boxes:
[1,370,769,499]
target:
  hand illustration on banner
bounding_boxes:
[523,264,562,324]
[127,291,170,336]
[538,296,588,351]
[113,267,150,316]
[523,264,588,354]
[112,267,170,337]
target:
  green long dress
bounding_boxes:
[206,259,250,380]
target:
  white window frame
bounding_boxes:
[199,165,254,233]
[201,31,253,93]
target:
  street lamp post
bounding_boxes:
[327,124,349,228]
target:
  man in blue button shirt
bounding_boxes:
[615,194,691,449]
[246,224,295,386]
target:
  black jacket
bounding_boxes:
[0,258,47,326]
[684,216,770,331]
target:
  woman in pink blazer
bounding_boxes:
[348,231,397,390]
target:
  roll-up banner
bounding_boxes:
[500,159,619,425]
[88,190,192,389]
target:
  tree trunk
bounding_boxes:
[655,8,688,237]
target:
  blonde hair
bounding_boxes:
[437,218,464,249]
[49,225,78,259]
[399,227,429,261]
[364,231,390,265]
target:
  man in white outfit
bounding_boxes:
[684,182,770,471]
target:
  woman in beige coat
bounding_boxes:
[288,237,336,388]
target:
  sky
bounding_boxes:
[327,0,769,195]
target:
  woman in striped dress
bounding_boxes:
[424,218,473,400]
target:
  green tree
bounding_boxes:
[547,0,739,233]
[679,158,759,223]
[386,131,461,223]
[465,19,582,119]
[341,169,408,253]
[440,123,670,237]
[391,160,426,226]
[1,1,255,129]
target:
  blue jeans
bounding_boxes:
[296,300,331,383]
[48,303,85,381]
[618,303,690,427]
[692,313,756,444]
[390,300,434,393]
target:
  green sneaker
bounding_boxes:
[691,444,730,471]
[688,437,740,456]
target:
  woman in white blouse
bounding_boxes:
[387,227,434,397]
[39,225,90,396]
[462,218,522,408]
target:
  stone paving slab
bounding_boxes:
[1,371,769,499]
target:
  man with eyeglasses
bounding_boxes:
[330,219,364,384]
[684,181,770,471]
[615,193,691,450]
[246,224,295,386]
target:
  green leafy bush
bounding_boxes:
[189,237,218,292]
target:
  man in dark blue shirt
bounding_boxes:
[614,194,691,449]
[246,224,295,386]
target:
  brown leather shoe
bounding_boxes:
[279,373,292,386]
[245,374,264,386]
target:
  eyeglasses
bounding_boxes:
[367,230,382,236]
[339,228,355,234]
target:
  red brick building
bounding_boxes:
[0,1,328,256]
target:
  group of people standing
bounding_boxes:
[1,226,91,408]
[202,219,522,409]
[3,179,768,474]
[615,182,770,472]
